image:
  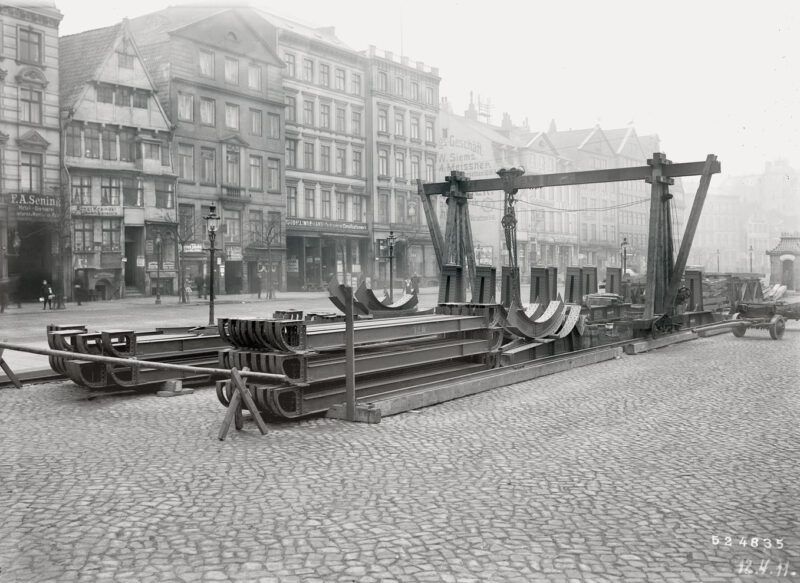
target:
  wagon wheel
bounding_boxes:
[768,315,785,340]
[730,313,747,337]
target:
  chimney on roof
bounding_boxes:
[523,117,529,130]
[441,96,452,113]
[465,92,477,121]
[501,112,512,131]
[548,119,557,134]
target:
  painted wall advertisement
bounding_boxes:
[8,192,59,220]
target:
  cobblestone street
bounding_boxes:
[1,323,798,582]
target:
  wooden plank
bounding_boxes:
[0,349,23,389]
[230,367,268,435]
[643,156,665,319]
[422,159,721,195]
[217,389,241,441]
[417,179,444,268]
[665,155,718,310]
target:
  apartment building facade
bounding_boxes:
[0,1,63,300]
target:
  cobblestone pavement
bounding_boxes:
[1,322,798,582]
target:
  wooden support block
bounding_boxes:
[217,390,242,441]
[231,367,268,436]
[0,349,23,389]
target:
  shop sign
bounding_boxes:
[162,261,175,271]
[136,255,145,267]
[145,240,154,254]
[286,218,367,233]
[148,261,158,270]
[8,192,59,220]
[288,258,299,273]
[75,205,122,217]
[183,243,204,253]
[227,245,242,261]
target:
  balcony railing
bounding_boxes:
[222,185,248,199]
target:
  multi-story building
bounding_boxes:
[365,45,440,286]
[0,1,63,300]
[128,6,286,295]
[60,21,176,299]
[260,14,368,291]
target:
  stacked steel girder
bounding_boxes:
[327,276,422,318]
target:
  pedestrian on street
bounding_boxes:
[0,278,8,313]
[257,264,266,299]
[410,273,420,296]
[74,282,82,306]
[41,280,54,310]
[195,274,205,299]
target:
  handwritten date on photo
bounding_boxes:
[736,559,794,577]
[712,536,785,549]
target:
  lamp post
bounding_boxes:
[154,233,162,304]
[621,236,628,279]
[387,230,396,302]
[716,248,720,273]
[204,205,220,326]
[749,245,753,273]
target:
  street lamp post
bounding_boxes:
[204,205,220,326]
[154,233,162,304]
[387,230,396,303]
[749,245,753,273]
[621,236,628,279]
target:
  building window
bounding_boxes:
[116,86,131,107]
[199,49,214,77]
[200,98,215,125]
[178,93,194,122]
[352,150,362,177]
[117,49,134,69]
[321,189,331,219]
[268,211,281,243]
[200,147,216,184]
[320,145,331,172]
[248,209,263,245]
[250,109,262,136]
[85,126,100,158]
[425,157,434,182]
[394,112,404,136]
[284,53,296,77]
[351,73,361,95]
[425,86,434,104]
[122,176,143,207]
[411,155,420,180]
[133,90,148,109]
[304,187,315,218]
[248,64,261,90]
[101,127,117,160]
[411,82,419,101]
[267,113,280,138]
[378,192,389,223]
[335,147,345,175]
[224,57,239,84]
[178,144,194,181]
[100,177,121,205]
[19,28,42,63]
[335,68,345,91]
[320,63,330,86]
[119,128,136,161]
[71,175,91,205]
[97,85,114,104]
[287,186,297,216]
[223,209,241,244]
[226,149,240,186]
[410,117,420,140]
[65,124,82,157]
[379,150,389,176]
[249,155,262,190]
[144,141,161,161]
[319,103,330,129]
[179,204,195,239]
[352,195,362,222]
[74,218,93,251]
[303,58,313,82]
[155,181,174,208]
[425,119,434,143]
[378,71,387,91]
[336,192,346,221]
[335,107,345,132]
[303,100,314,126]
[396,192,406,224]
[19,87,42,124]
[378,109,388,133]
[303,141,314,170]
[286,139,297,168]
[395,151,405,178]
[351,111,361,136]
[267,158,280,191]
[285,96,296,122]
[395,77,403,96]
[225,103,239,129]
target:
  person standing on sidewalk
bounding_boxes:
[257,264,266,299]
[41,280,54,310]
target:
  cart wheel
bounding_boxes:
[768,315,785,340]
[730,313,746,337]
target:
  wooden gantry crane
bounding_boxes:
[418,153,721,335]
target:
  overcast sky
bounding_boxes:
[57,0,799,178]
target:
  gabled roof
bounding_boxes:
[547,125,615,159]
[59,23,122,108]
[257,10,356,52]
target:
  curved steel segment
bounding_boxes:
[355,281,419,312]
[501,299,565,340]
